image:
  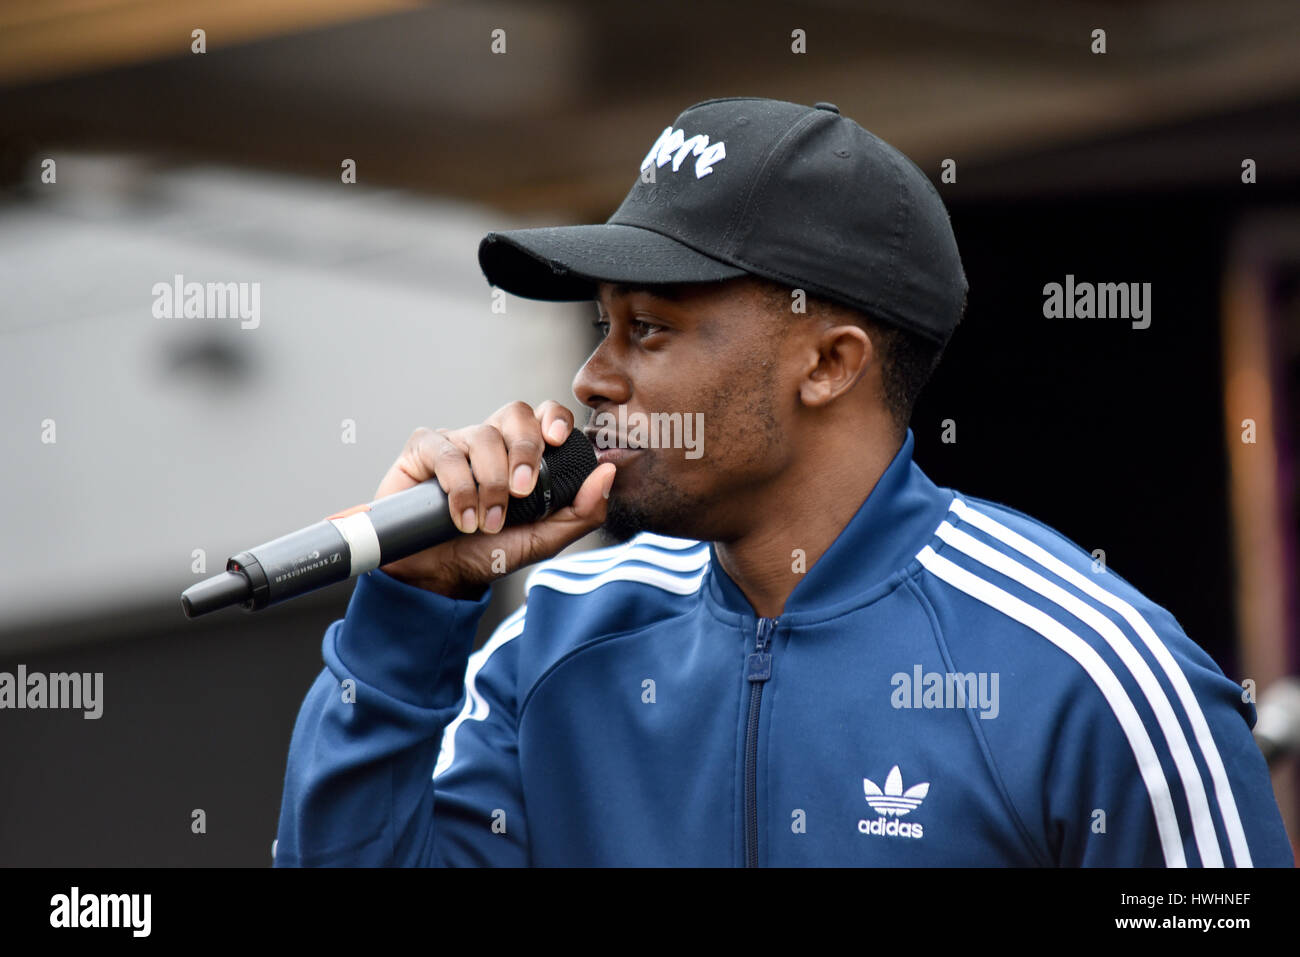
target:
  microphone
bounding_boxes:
[181,428,596,618]
[1253,677,1300,766]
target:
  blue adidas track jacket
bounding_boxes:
[274,429,1293,867]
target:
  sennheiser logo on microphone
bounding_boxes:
[151,273,261,329]
[273,552,342,584]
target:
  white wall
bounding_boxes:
[0,155,593,640]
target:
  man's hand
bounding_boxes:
[374,400,616,599]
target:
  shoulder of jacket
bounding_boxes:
[921,491,1241,718]
[918,493,1264,868]
[925,491,1154,604]
[915,491,1225,693]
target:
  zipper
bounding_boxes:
[743,616,778,868]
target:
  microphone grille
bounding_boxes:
[505,428,598,525]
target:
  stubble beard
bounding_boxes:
[598,452,700,544]
[596,361,781,546]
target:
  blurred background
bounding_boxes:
[0,0,1297,865]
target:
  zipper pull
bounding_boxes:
[747,617,777,682]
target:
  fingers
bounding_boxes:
[489,401,547,500]
[414,428,481,534]
[372,426,461,502]
[534,399,575,446]
[460,424,510,534]
[574,462,617,516]
[484,399,575,505]
[375,419,616,596]
[385,402,588,542]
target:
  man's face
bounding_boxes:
[573,277,797,544]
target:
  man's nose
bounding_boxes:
[573,340,631,411]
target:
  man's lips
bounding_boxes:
[594,446,641,466]
[583,428,644,466]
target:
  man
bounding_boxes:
[274,97,1292,866]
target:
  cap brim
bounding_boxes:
[478,223,750,301]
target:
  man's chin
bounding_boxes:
[597,525,638,546]
[598,491,700,545]
[597,499,652,545]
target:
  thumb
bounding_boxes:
[501,462,617,564]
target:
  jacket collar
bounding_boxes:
[702,428,954,627]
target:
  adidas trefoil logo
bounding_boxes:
[858,766,928,839]
[864,766,929,816]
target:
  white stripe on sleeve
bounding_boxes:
[916,544,1187,867]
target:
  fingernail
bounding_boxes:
[511,463,532,494]
[486,505,504,533]
[461,507,477,532]
[602,467,615,499]
[548,420,568,443]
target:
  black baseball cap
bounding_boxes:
[478,96,967,345]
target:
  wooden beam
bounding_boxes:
[0,0,420,86]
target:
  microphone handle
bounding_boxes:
[234,479,461,612]
[181,427,590,619]
[181,480,460,618]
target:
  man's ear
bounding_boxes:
[798,323,874,407]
